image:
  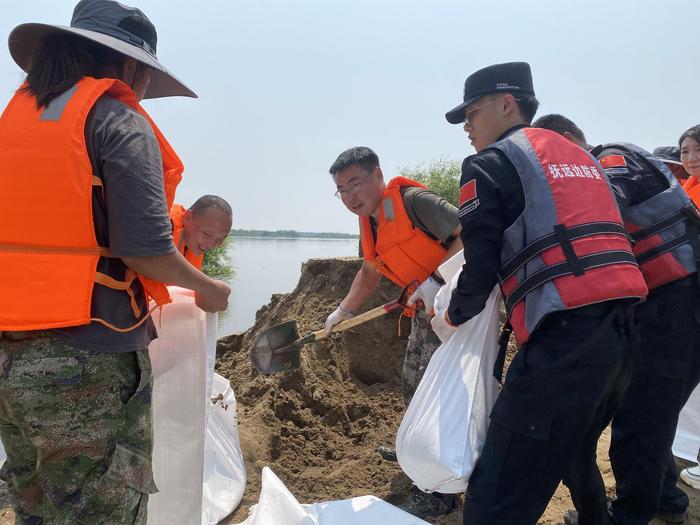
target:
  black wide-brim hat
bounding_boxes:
[8,0,196,100]
[445,61,534,124]
[653,146,683,166]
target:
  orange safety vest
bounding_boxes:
[170,203,204,270]
[684,176,700,206]
[0,77,183,331]
[360,177,448,315]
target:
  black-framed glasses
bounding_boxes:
[334,169,375,199]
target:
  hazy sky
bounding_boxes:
[1,1,697,234]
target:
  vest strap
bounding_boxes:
[94,270,141,317]
[499,222,629,281]
[505,250,638,314]
[636,233,690,265]
[630,211,685,242]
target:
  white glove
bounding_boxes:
[408,276,442,315]
[324,305,354,335]
[431,310,458,343]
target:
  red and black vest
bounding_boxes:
[593,142,699,291]
[491,128,648,346]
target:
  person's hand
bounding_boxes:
[324,305,354,335]
[431,310,458,343]
[408,276,442,315]
[195,279,231,313]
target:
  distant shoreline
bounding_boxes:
[230,229,358,240]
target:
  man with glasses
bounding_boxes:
[435,62,647,525]
[326,146,462,518]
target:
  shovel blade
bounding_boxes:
[250,321,302,374]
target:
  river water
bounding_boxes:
[218,237,359,336]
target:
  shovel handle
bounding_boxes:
[313,302,400,341]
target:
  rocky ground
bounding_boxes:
[0,257,697,524]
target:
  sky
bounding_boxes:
[1,1,698,234]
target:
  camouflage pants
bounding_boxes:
[402,314,441,407]
[0,336,156,524]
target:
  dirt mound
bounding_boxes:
[216,258,415,522]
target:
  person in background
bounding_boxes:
[0,1,229,522]
[326,146,462,518]
[533,113,700,525]
[171,195,233,271]
[678,124,700,495]
[438,63,647,525]
[653,146,689,183]
[681,125,700,204]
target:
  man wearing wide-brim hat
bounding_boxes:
[0,1,230,522]
[433,62,647,524]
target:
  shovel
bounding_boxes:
[250,281,419,374]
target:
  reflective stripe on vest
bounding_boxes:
[491,128,647,346]
[0,77,183,331]
[594,142,697,290]
[359,177,447,316]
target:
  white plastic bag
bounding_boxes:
[396,248,500,493]
[202,373,247,524]
[673,384,700,462]
[148,287,213,525]
[236,467,428,525]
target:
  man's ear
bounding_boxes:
[183,209,194,226]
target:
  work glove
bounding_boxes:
[324,305,354,335]
[408,276,443,315]
[431,310,458,343]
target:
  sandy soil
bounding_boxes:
[0,257,697,524]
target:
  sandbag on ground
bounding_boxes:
[236,467,428,525]
[203,373,247,524]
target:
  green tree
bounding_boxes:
[201,235,234,279]
[399,158,461,206]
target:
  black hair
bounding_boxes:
[513,94,540,124]
[189,195,233,217]
[22,33,127,108]
[679,125,700,147]
[532,114,587,142]
[329,146,379,177]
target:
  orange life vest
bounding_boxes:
[170,203,204,270]
[360,177,448,315]
[684,176,700,206]
[0,77,183,331]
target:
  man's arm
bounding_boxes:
[122,252,230,312]
[340,261,382,313]
[447,153,523,325]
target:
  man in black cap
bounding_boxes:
[533,114,700,525]
[434,62,647,525]
[0,1,229,522]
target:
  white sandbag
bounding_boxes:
[305,496,428,524]
[236,467,316,525]
[236,467,428,525]
[673,384,700,462]
[147,287,215,525]
[396,282,500,494]
[202,373,247,524]
[0,442,4,468]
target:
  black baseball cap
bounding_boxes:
[445,62,535,124]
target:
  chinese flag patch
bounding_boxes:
[459,179,477,204]
[599,155,627,169]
